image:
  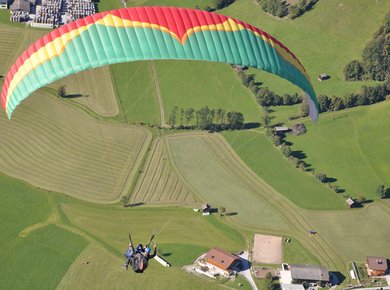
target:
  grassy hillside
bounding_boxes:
[286,101,390,199]
[0,92,151,203]
[156,61,262,124]
[166,133,289,229]
[222,130,345,210]
[0,174,87,289]
[223,0,390,97]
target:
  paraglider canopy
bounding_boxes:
[1,6,319,120]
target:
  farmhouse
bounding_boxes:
[201,203,211,216]
[204,247,239,277]
[366,256,389,276]
[280,263,329,285]
[0,0,7,9]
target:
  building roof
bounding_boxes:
[367,256,388,271]
[205,247,238,271]
[201,204,211,211]
[281,284,305,290]
[346,197,355,206]
[10,0,30,11]
[0,0,7,5]
[290,264,329,281]
[275,126,290,132]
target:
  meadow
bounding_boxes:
[222,130,345,210]
[0,92,151,203]
[286,101,390,199]
[223,0,390,98]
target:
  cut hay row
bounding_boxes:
[50,67,119,117]
[130,137,196,205]
[0,92,151,203]
[0,25,24,75]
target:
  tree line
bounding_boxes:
[344,12,390,81]
[235,68,302,106]
[300,80,390,116]
[256,0,318,19]
[168,106,245,130]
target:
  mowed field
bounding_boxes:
[223,0,390,97]
[0,92,151,203]
[0,24,24,76]
[286,101,390,199]
[166,133,288,230]
[131,137,196,205]
[222,130,345,210]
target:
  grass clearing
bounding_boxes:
[0,92,151,203]
[286,101,390,199]
[156,60,262,124]
[222,130,345,210]
[283,238,319,265]
[223,0,390,97]
[305,203,390,262]
[166,133,288,230]
[131,137,196,205]
[50,67,119,117]
[111,61,160,125]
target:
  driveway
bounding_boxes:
[238,251,258,290]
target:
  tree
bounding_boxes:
[356,194,366,203]
[344,60,365,81]
[280,144,291,157]
[264,272,273,290]
[227,111,244,129]
[179,108,184,127]
[261,113,271,128]
[272,135,282,146]
[377,185,386,199]
[120,195,129,207]
[57,85,67,98]
[261,0,286,17]
[185,107,194,126]
[317,95,331,112]
[315,172,327,183]
[329,96,345,111]
[300,99,309,117]
[168,106,178,128]
[219,206,226,216]
[198,106,212,129]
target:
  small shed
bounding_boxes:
[367,256,389,276]
[318,74,330,81]
[346,197,355,208]
[0,0,8,9]
[201,204,211,216]
[274,126,290,133]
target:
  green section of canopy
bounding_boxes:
[8,24,317,119]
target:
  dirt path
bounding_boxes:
[149,61,167,127]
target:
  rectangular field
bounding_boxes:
[253,234,282,264]
[0,92,151,203]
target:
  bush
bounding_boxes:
[315,172,327,183]
[261,0,286,17]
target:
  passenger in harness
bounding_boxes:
[123,233,156,273]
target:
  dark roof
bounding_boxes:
[10,0,30,11]
[0,0,7,4]
[367,256,388,271]
[205,247,238,271]
[290,264,329,281]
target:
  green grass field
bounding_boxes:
[131,137,196,205]
[223,0,390,97]
[0,92,151,203]
[222,130,345,210]
[111,61,160,124]
[156,60,262,124]
[286,101,390,199]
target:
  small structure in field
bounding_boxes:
[274,126,290,134]
[154,255,170,267]
[280,263,329,285]
[318,73,330,81]
[366,256,389,276]
[204,247,239,277]
[0,0,8,9]
[346,197,356,208]
[292,123,306,135]
[201,204,211,216]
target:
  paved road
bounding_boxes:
[238,251,258,290]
